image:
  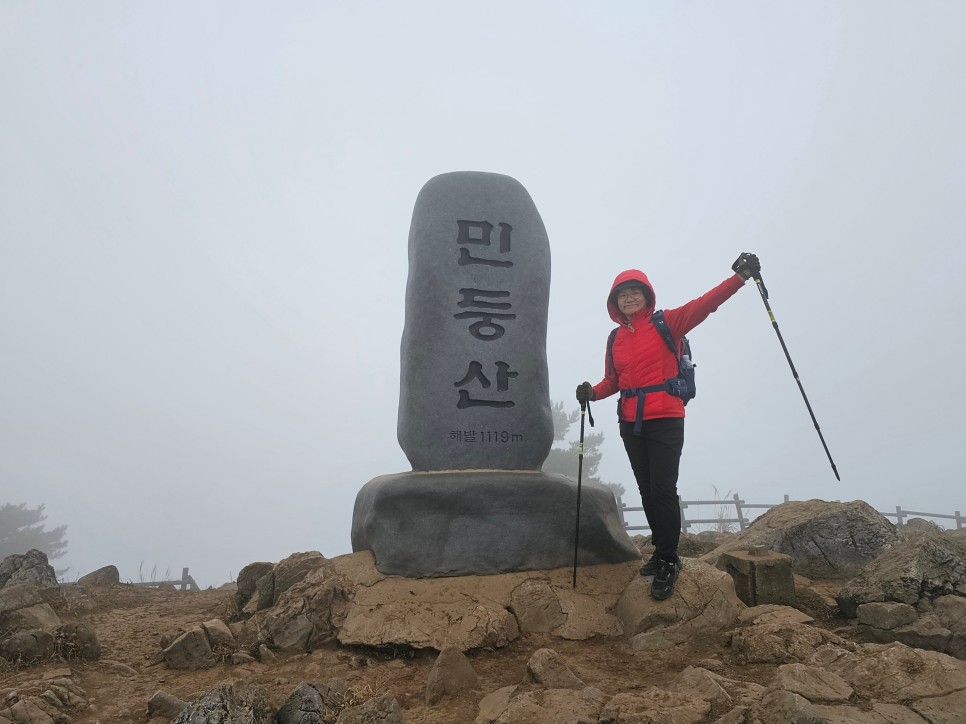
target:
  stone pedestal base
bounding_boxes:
[351,471,640,578]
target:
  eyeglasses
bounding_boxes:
[616,288,645,301]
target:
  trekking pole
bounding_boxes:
[743,265,841,481]
[572,399,594,589]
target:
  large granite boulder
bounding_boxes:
[253,552,640,653]
[0,629,54,664]
[159,618,236,670]
[615,559,745,650]
[810,642,966,705]
[834,530,966,658]
[0,583,61,633]
[425,647,479,705]
[172,682,276,724]
[836,530,966,615]
[700,499,900,580]
[234,552,326,616]
[77,565,120,587]
[277,680,349,724]
[0,549,58,589]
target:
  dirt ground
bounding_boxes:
[0,580,848,723]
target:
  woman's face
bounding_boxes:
[616,286,647,316]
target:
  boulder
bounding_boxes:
[771,663,854,703]
[668,666,733,709]
[258,554,375,651]
[334,693,402,724]
[200,618,236,654]
[810,642,966,702]
[524,648,584,689]
[234,561,274,612]
[147,691,189,719]
[475,685,517,723]
[0,583,42,614]
[487,687,607,724]
[615,559,744,650]
[53,622,101,661]
[425,647,479,704]
[235,554,326,615]
[272,552,326,605]
[731,622,851,664]
[701,500,900,580]
[161,626,216,669]
[77,565,120,587]
[0,629,54,664]
[750,690,823,724]
[1,602,60,632]
[257,551,635,654]
[0,550,58,589]
[172,682,276,724]
[277,680,348,724]
[836,531,966,617]
[859,613,953,654]
[900,517,945,534]
[934,594,966,658]
[856,601,918,630]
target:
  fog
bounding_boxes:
[2,2,964,587]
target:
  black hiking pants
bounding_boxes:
[620,417,685,564]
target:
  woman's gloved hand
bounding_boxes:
[576,382,595,402]
[732,252,761,280]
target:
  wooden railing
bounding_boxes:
[616,496,964,532]
[131,567,199,591]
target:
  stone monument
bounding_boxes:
[351,171,639,577]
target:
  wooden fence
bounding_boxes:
[616,495,964,532]
[131,567,199,591]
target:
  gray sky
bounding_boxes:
[2,2,964,587]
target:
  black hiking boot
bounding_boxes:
[650,559,682,600]
[639,556,659,577]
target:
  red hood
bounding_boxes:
[607,269,655,325]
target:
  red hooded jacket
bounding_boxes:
[592,269,746,422]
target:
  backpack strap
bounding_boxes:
[650,310,679,357]
[606,327,619,376]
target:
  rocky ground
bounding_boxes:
[2,570,843,723]
[2,500,965,723]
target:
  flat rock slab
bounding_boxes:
[351,471,639,577]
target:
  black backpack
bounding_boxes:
[606,310,696,405]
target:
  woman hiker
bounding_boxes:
[576,253,760,600]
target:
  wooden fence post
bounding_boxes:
[679,496,690,532]
[895,506,905,526]
[733,493,747,530]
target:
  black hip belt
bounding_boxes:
[619,384,670,435]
